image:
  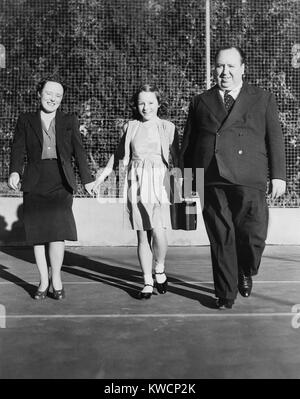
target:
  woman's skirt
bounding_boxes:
[23,159,77,245]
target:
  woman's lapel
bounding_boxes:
[27,110,43,146]
[54,110,67,149]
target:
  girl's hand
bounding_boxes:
[91,178,103,195]
[84,181,95,196]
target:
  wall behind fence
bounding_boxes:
[0,0,299,206]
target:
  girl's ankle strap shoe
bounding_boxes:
[155,272,168,294]
[139,284,153,300]
[53,287,65,300]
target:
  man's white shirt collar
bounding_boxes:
[219,81,243,101]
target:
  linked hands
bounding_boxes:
[90,156,114,196]
[90,175,106,196]
[84,181,95,196]
[269,179,286,200]
[85,169,108,195]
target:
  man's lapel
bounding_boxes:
[219,83,258,131]
[200,86,227,125]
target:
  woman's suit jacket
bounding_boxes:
[9,110,93,192]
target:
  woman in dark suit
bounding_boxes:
[8,75,94,300]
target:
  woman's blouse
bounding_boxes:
[41,116,57,159]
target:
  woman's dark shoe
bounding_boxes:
[155,272,168,294]
[33,286,49,300]
[53,286,65,300]
[138,284,153,300]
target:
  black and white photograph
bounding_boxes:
[0,0,299,384]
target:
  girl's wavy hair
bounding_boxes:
[36,74,67,95]
[129,84,168,120]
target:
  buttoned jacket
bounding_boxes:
[180,83,286,191]
[9,110,93,192]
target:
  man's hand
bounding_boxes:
[8,172,20,191]
[269,179,286,200]
[84,181,95,196]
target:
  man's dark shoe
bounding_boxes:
[238,271,253,297]
[216,298,234,309]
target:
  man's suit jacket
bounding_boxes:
[180,82,286,191]
[9,110,93,192]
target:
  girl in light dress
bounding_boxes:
[93,84,180,299]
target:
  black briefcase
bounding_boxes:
[170,200,197,231]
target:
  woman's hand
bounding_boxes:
[8,172,20,191]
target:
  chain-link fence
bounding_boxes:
[0,0,299,205]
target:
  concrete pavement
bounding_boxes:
[0,246,300,379]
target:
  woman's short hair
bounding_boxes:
[36,74,66,95]
[129,84,168,120]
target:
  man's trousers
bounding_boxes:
[202,185,269,300]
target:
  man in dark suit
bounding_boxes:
[181,46,286,309]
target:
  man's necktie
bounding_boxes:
[224,90,235,113]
